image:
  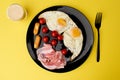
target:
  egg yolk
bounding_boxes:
[57,18,66,27]
[71,27,81,38]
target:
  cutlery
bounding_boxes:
[95,12,102,62]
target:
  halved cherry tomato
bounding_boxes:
[51,30,58,37]
[51,39,57,46]
[61,49,67,55]
[57,35,63,40]
[39,18,46,24]
[43,36,49,43]
[42,27,48,33]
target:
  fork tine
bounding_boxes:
[95,12,102,27]
[96,12,102,23]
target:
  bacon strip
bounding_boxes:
[37,44,66,70]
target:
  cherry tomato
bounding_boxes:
[57,35,63,40]
[51,39,57,46]
[61,49,67,55]
[51,30,58,37]
[39,18,46,24]
[42,27,48,33]
[43,36,49,43]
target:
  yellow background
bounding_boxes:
[0,0,120,80]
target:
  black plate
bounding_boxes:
[26,6,94,73]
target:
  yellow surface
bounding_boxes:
[0,0,120,80]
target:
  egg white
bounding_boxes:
[63,26,83,60]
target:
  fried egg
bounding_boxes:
[63,26,83,60]
[38,11,76,34]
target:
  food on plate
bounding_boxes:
[43,36,49,43]
[51,30,59,37]
[63,26,83,60]
[39,18,46,24]
[57,18,67,27]
[36,44,66,70]
[34,35,41,49]
[34,10,84,69]
[38,11,77,34]
[57,34,63,41]
[33,22,40,35]
[61,48,68,55]
[71,27,81,38]
[51,39,58,46]
[42,26,49,33]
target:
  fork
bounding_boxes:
[95,12,102,62]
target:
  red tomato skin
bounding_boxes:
[51,30,58,37]
[51,39,57,46]
[61,49,67,55]
[42,27,48,33]
[39,18,46,24]
[57,35,63,40]
[43,36,49,43]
